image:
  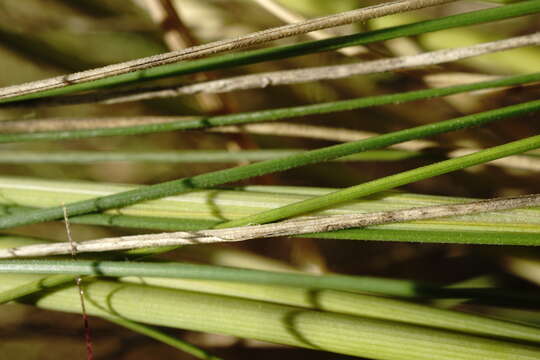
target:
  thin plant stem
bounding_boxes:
[0,116,195,134]
[2,1,539,104]
[1,193,539,257]
[254,0,369,55]
[1,72,539,143]
[219,134,540,228]
[0,0,455,102]
[51,32,540,105]
[0,149,423,163]
[106,316,223,360]
[0,99,539,230]
[211,124,540,171]
[2,259,540,302]
[0,274,76,304]
[62,205,94,360]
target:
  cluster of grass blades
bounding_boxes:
[0,1,540,359]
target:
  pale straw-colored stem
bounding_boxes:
[104,32,540,102]
[214,123,540,172]
[254,0,368,55]
[17,32,539,106]
[0,0,455,101]
[1,193,538,258]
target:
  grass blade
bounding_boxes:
[0,98,538,231]
[219,134,540,228]
[1,275,539,359]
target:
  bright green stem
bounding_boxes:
[0,260,436,297]
[0,273,76,304]
[1,99,539,230]
[219,134,540,228]
[106,316,223,360]
[1,72,540,144]
[1,259,539,302]
[2,1,539,102]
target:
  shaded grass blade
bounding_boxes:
[1,1,539,102]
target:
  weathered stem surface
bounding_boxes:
[0,0,454,101]
[1,193,538,258]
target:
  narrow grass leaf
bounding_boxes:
[0,98,538,231]
[219,134,540,228]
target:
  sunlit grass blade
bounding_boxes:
[1,275,539,359]
[1,257,540,344]
[0,273,76,304]
[1,176,539,239]
[219,134,540,228]
[2,177,539,223]
[0,271,222,359]
[122,275,540,343]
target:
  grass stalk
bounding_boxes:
[2,193,540,257]
[0,149,423,163]
[1,275,539,359]
[122,276,540,343]
[0,273,76,304]
[0,98,539,231]
[105,316,223,360]
[26,33,540,105]
[1,258,540,303]
[219,134,540,228]
[1,72,539,143]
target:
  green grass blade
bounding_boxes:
[310,228,540,245]
[0,98,539,231]
[0,274,76,304]
[0,259,442,298]
[2,259,539,303]
[1,276,539,359]
[122,276,540,343]
[219,134,540,228]
[2,179,539,243]
[1,72,539,143]
[2,202,539,245]
[0,275,222,359]
[105,316,223,360]
[1,258,539,345]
